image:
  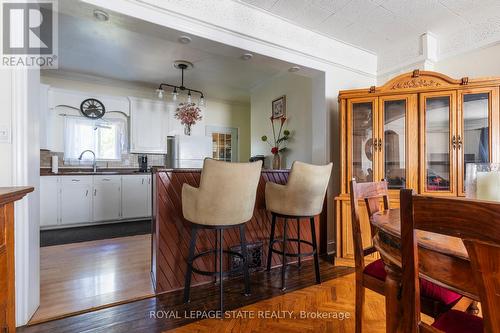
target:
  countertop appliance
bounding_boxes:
[166,135,213,168]
[138,154,148,172]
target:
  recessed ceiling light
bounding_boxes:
[241,53,253,60]
[178,36,192,44]
[93,9,109,22]
[289,66,301,72]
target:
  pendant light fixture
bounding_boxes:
[156,60,205,106]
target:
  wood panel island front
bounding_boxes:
[151,168,326,294]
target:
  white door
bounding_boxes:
[40,176,60,227]
[205,126,239,162]
[60,176,92,225]
[129,97,169,153]
[122,175,149,219]
[93,175,122,221]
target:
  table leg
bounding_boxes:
[385,263,402,333]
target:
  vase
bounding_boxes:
[184,124,192,136]
[272,153,281,170]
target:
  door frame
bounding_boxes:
[457,87,499,196]
[419,91,457,196]
[205,126,239,162]
[377,94,419,193]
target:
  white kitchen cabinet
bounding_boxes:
[60,176,92,225]
[129,97,170,153]
[40,177,60,227]
[93,176,122,221]
[122,175,151,219]
[147,175,152,216]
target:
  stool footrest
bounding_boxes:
[270,238,315,258]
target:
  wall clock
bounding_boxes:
[80,98,106,119]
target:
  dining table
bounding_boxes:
[370,208,479,333]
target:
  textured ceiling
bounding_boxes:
[51,0,319,103]
[237,0,500,56]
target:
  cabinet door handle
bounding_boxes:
[457,135,462,150]
[142,178,144,185]
[85,190,88,197]
[71,179,80,182]
[102,178,111,181]
[452,135,457,150]
[94,189,97,196]
[378,138,382,151]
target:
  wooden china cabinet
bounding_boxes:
[336,70,500,259]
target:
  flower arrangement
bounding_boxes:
[261,117,291,169]
[175,102,202,135]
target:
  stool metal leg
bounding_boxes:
[281,218,288,291]
[266,213,277,271]
[219,228,224,316]
[310,217,321,284]
[239,224,251,296]
[214,229,218,284]
[184,226,198,303]
[297,218,301,269]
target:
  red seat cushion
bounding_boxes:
[363,259,462,306]
[432,310,483,333]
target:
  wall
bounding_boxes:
[434,43,500,79]
[0,68,41,325]
[41,72,251,162]
[250,73,312,169]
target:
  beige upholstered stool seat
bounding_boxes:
[181,158,262,315]
[265,161,333,217]
[265,161,333,290]
[182,158,262,226]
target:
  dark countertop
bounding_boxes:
[151,167,290,173]
[40,168,152,176]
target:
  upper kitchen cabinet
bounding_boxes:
[45,87,130,152]
[129,97,170,154]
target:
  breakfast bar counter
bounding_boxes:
[151,168,326,293]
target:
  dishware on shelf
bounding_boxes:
[465,163,500,201]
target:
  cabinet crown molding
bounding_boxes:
[339,70,500,98]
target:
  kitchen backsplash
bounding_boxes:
[40,150,166,169]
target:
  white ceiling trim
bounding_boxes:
[82,0,377,78]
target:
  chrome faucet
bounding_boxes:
[78,150,97,172]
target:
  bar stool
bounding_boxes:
[265,161,333,290]
[182,158,263,314]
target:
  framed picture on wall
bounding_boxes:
[271,95,286,119]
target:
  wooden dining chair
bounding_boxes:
[349,179,462,333]
[400,190,500,333]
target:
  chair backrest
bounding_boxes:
[197,158,263,225]
[400,189,500,333]
[349,179,389,270]
[284,161,333,216]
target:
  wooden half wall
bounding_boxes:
[151,169,327,294]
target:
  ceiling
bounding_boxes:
[236,0,500,54]
[48,1,319,104]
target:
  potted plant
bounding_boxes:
[175,102,202,135]
[261,117,291,169]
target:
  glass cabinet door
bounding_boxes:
[458,88,499,195]
[420,92,457,195]
[378,95,417,190]
[348,98,378,184]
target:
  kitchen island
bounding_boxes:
[151,168,326,293]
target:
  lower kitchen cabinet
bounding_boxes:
[40,176,60,227]
[40,174,151,229]
[60,176,93,225]
[122,175,150,219]
[93,176,122,222]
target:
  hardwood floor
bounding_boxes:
[29,234,154,324]
[19,259,354,332]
